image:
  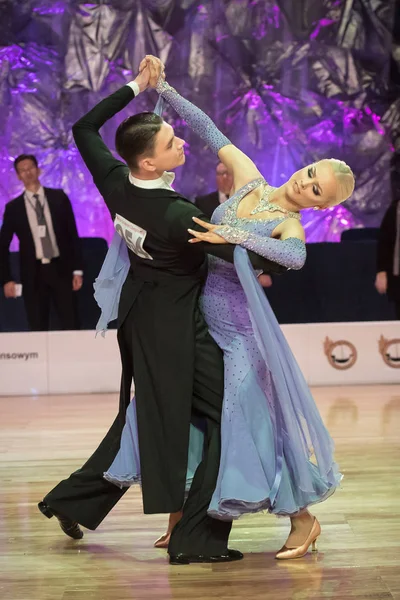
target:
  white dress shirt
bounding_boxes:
[24,186,60,261]
[126,81,141,96]
[24,186,83,275]
[218,191,229,204]
[129,171,175,191]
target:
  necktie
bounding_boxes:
[33,194,54,260]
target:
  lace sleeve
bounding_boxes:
[156,79,231,155]
[214,225,306,270]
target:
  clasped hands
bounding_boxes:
[134,55,165,92]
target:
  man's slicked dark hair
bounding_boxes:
[115,112,163,170]
[14,154,39,172]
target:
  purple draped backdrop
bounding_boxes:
[0,0,399,249]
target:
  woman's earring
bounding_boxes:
[313,206,319,211]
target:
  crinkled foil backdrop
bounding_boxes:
[0,0,399,246]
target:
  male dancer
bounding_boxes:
[38,58,284,564]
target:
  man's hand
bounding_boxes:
[134,65,151,93]
[375,271,387,295]
[3,281,17,298]
[139,55,165,88]
[73,274,83,292]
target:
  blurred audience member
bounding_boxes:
[0,154,83,330]
[375,199,400,318]
[195,161,234,219]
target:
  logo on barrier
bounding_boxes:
[0,352,39,361]
[323,337,357,370]
[378,336,400,368]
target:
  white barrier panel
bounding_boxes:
[0,322,399,395]
[280,324,311,381]
[0,332,48,395]
[48,330,121,394]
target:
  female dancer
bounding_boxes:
[104,56,354,559]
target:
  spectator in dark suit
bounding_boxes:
[375,199,400,318]
[0,154,83,330]
[195,161,234,219]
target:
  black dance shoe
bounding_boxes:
[38,501,84,540]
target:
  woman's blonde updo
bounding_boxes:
[321,158,355,205]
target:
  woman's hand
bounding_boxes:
[188,217,228,245]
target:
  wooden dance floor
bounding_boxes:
[1,385,399,599]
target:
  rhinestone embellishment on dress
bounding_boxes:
[251,185,301,220]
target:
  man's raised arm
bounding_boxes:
[72,79,144,199]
